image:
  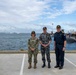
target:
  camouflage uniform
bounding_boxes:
[39,33,52,63]
[28,37,39,64]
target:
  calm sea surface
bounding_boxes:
[0,33,76,50]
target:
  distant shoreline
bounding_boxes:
[0,33,76,50]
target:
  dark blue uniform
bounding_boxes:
[54,31,66,67]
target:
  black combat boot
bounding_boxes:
[42,62,46,68]
[48,62,51,68]
[28,63,32,69]
[34,63,37,69]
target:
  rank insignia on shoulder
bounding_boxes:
[64,34,66,36]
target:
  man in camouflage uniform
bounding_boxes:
[28,31,39,69]
[39,27,52,68]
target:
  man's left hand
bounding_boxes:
[63,47,66,51]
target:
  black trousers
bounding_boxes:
[55,45,65,67]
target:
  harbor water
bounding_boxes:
[0,33,76,50]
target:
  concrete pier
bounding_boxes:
[0,53,76,75]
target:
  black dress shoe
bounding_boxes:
[59,66,63,70]
[54,65,59,68]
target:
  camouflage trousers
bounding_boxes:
[41,47,51,63]
[28,50,38,64]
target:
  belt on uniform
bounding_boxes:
[56,43,63,45]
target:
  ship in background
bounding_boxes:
[50,29,76,43]
[66,31,76,43]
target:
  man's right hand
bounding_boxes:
[40,41,47,48]
[42,44,47,47]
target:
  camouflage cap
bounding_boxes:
[31,31,36,36]
[56,25,61,29]
[43,27,47,30]
[31,31,35,34]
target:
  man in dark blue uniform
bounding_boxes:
[54,25,66,70]
[39,27,52,68]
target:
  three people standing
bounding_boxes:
[28,25,66,70]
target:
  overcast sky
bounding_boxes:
[0,0,76,33]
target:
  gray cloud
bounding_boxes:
[0,0,76,33]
